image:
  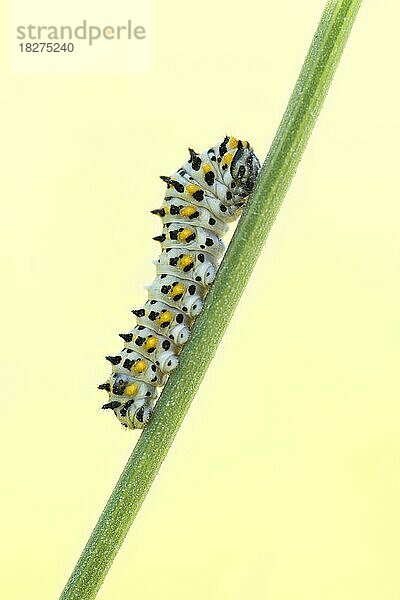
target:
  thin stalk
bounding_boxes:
[60,1,362,598]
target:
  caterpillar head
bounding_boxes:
[230,141,261,200]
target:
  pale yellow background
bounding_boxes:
[1,1,399,599]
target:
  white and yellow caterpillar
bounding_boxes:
[99,136,260,429]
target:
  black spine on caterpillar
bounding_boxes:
[99,136,261,429]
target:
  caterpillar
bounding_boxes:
[99,135,261,429]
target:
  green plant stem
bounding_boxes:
[60,1,362,598]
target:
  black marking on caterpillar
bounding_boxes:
[100,136,260,430]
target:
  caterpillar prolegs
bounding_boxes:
[99,136,261,429]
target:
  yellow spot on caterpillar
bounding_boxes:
[171,283,186,298]
[164,205,169,215]
[125,383,138,396]
[132,360,146,374]
[186,183,201,196]
[242,140,249,148]
[158,311,172,325]
[228,136,238,149]
[202,163,212,174]
[180,206,197,218]
[144,336,158,351]
[221,152,233,166]
[178,228,193,242]
[178,255,194,270]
